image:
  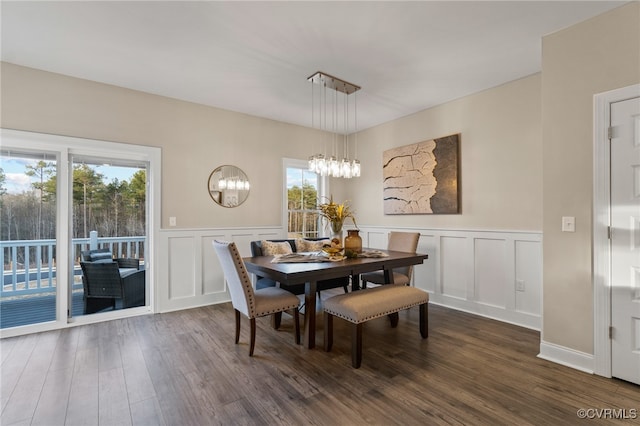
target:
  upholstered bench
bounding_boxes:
[323,285,429,368]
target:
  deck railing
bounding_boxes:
[1,235,146,297]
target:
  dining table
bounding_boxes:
[243,249,428,349]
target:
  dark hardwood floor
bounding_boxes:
[2,290,638,425]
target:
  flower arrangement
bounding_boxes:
[317,196,357,234]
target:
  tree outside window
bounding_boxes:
[286,167,320,238]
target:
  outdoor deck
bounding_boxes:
[1,292,85,328]
[1,235,146,330]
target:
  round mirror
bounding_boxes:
[208,165,250,208]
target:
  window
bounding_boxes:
[284,159,325,238]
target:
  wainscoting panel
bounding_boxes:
[159,226,541,330]
[167,237,196,300]
[515,240,542,316]
[201,233,227,295]
[357,227,542,330]
[158,227,286,313]
[474,238,508,309]
[416,235,438,294]
[363,230,387,250]
[440,236,469,300]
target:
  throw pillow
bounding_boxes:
[261,240,293,256]
[295,238,330,252]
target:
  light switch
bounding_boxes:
[169,216,177,227]
[562,216,575,232]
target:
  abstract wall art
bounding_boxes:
[383,134,460,214]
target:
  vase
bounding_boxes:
[344,229,362,258]
[330,220,343,243]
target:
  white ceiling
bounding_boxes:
[1,1,626,131]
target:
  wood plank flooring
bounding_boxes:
[2,293,639,425]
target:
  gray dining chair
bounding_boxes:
[361,231,421,288]
[213,240,300,356]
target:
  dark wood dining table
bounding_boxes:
[243,249,428,349]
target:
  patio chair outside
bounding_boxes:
[80,262,145,314]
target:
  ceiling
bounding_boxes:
[1,1,626,131]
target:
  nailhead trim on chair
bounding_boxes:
[230,245,257,317]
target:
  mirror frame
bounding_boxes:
[207,165,250,208]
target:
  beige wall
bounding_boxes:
[0,62,326,229]
[541,2,640,354]
[344,74,542,232]
[1,62,543,234]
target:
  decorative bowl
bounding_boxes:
[322,246,343,256]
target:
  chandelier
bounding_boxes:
[307,71,361,178]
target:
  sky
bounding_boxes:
[1,155,140,194]
[4,156,306,195]
[286,167,318,189]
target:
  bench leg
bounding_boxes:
[324,312,333,351]
[420,302,428,338]
[352,323,363,368]
[388,312,399,328]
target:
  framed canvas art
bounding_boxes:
[383,134,460,214]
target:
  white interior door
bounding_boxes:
[611,95,640,385]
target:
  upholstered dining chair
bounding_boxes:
[361,231,421,288]
[213,240,300,356]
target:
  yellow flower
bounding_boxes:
[317,195,357,230]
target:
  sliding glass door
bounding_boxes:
[0,129,159,336]
[70,155,148,317]
[0,149,59,328]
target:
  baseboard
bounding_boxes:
[429,298,540,330]
[538,340,594,374]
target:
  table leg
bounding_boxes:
[304,280,318,349]
[384,269,395,284]
[351,273,361,291]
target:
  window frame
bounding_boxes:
[282,158,328,238]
